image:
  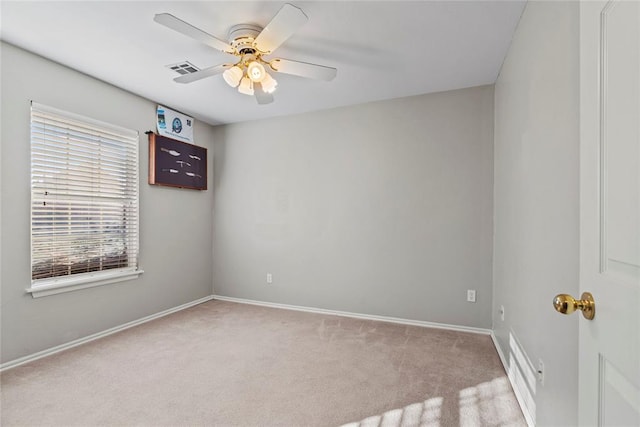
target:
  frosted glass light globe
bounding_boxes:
[223,66,243,87]
[238,76,254,95]
[247,61,266,83]
[261,73,278,93]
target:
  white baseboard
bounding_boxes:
[0,295,214,372]
[213,294,492,335]
[490,332,536,427]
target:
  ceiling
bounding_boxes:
[1,1,526,126]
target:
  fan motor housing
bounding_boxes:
[228,24,263,54]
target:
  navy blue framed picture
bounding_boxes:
[148,133,207,190]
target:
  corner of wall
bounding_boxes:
[492,1,580,425]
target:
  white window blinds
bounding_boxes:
[30,102,140,290]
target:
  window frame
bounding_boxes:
[27,102,143,298]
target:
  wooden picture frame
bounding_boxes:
[148,133,207,190]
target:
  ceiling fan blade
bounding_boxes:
[254,3,308,54]
[254,83,274,105]
[174,64,231,84]
[154,13,233,53]
[270,58,337,81]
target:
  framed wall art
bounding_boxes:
[148,133,207,190]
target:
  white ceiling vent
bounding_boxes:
[166,61,200,75]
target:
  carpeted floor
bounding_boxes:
[1,300,526,426]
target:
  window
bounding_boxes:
[28,102,142,297]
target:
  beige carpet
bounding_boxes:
[1,300,526,426]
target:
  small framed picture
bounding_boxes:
[148,133,207,190]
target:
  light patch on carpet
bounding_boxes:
[459,377,524,426]
[343,377,526,427]
[341,396,444,427]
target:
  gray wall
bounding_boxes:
[0,42,215,363]
[212,85,494,328]
[493,1,580,425]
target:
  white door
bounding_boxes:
[579,0,640,425]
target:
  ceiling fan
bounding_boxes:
[154,3,337,105]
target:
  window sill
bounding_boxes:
[26,268,144,298]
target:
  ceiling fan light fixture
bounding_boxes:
[247,61,266,83]
[155,5,337,105]
[238,76,254,95]
[223,66,243,87]
[261,73,278,93]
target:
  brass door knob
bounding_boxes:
[553,292,595,320]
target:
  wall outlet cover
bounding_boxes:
[537,359,545,385]
[467,289,476,302]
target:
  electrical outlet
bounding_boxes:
[266,273,273,284]
[537,359,545,385]
[500,305,505,321]
[467,289,476,302]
